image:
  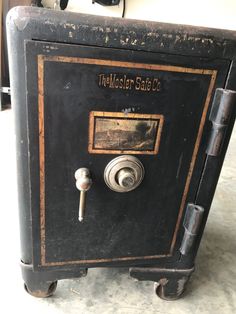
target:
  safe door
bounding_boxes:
[26,40,229,269]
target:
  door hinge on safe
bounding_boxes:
[206,88,236,156]
[180,203,205,255]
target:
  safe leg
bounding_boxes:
[24,280,58,298]
[129,266,194,300]
[21,261,87,298]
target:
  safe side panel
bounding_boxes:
[25,41,230,268]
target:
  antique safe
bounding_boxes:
[7,6,236,300]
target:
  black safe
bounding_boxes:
[7,6,236,300]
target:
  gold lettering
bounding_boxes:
[140,80,146,91]
[123,75,127,89]
[135,77,141,90]
[129,79,134,89]
[98,74,103,86]
[147,79,152,91]
[152,78,161,91]
[109,74,115,88]
[102,75,107,87]
[98,74,161,92]
[115,78,119,88]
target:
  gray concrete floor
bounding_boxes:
[0,109,235,314]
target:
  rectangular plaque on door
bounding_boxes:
[88,111,164,155]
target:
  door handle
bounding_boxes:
[74,168,92,222]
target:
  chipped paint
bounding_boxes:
[13,16,29,31]
[41,20,225,53]
[49,46,58,50]
[105,27,111,33]
[131,39,138,45]
[177,277,188,296]
[64,23,76,30]
[44,20,55,26]
[174,35,181,44]
[121,108,136,114]
[162,34,173,39]
[42,44,59,53]
[105,34,109,44]
[159,278,169,286]
[120,38,126,46]
[98,26,104,33]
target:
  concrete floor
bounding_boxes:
[0,109,235,314]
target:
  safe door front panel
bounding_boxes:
[25,41,229,268]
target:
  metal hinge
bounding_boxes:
[0,87,11,95]
[206,88,236,156]
[180,203,205,255]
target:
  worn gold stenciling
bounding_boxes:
[98,73,161,92]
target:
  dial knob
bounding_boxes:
[104,155,144,192]
[117,168,136,188]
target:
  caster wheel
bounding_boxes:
[154,282,184,301]
[24,281,57,298]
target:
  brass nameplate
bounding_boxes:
[98,74,161,92]
[88,111,164,155]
